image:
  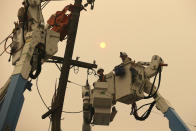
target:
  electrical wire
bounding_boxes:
[55,63,61,71]
[130,102,154,115]
[0,43,11,56]
[0,32,13,46]
[48,119,52,131]
[41,1,48,8]
[36,78,50,110]
[0,35,25,57]
[68,80,83,87]
[41,0,68,10]
[0,35,13,56]
[131,66,162,121]
[41,1,50,10]
[3,37,12,54]
[68,69,97,87]
[131,101,156,121]
[144,66,162,99]
[37,77,83,117]
[87,68,99,78]
[62,110,83,114]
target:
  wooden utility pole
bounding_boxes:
[41,1,96,130]
[51,0,82,130]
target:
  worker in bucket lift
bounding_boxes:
[97,68,106,82]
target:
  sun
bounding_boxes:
[100,42,106,48]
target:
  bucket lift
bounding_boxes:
[82,53,191,131]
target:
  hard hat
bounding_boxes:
[97,68,104,74]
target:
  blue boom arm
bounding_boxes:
[165,107,190,131]
[0,74,32,131]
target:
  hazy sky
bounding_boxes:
[0,0,196,131]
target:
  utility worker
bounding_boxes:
[97,68,106,82]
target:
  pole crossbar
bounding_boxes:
[47,56,97,69]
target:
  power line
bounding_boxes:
[67,80,83,87]
[55,63,61,71]
[48,119,52,131]
[36,78,50,110]
[62,110,83,114]
[41,1,50,10]
[36,78,83,114]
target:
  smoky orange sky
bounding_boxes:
[0,0,196,131]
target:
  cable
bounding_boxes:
[41,1,50,10]
[62,110,83,114]
[4,36,12,54]
[0,32,13,46]
[131,66,162,121]
[68,80,83,87]
[0,43,11,56]
[48,119,52,131]
[87,68,99,78]
[149,66,162,98]
[0,35,25,58]
[131,101,156,121]
[41,0,68,10]
[55,63,61,71]
[42,0,67,10]
[41,1,48,8]
[36,78,50,110]
[130,102,154,114]
[29,44,44,79]
[0,35,13,56]
[143,66,162,99]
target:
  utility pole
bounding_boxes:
[41,1,96,130]
[51,0,82,130]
